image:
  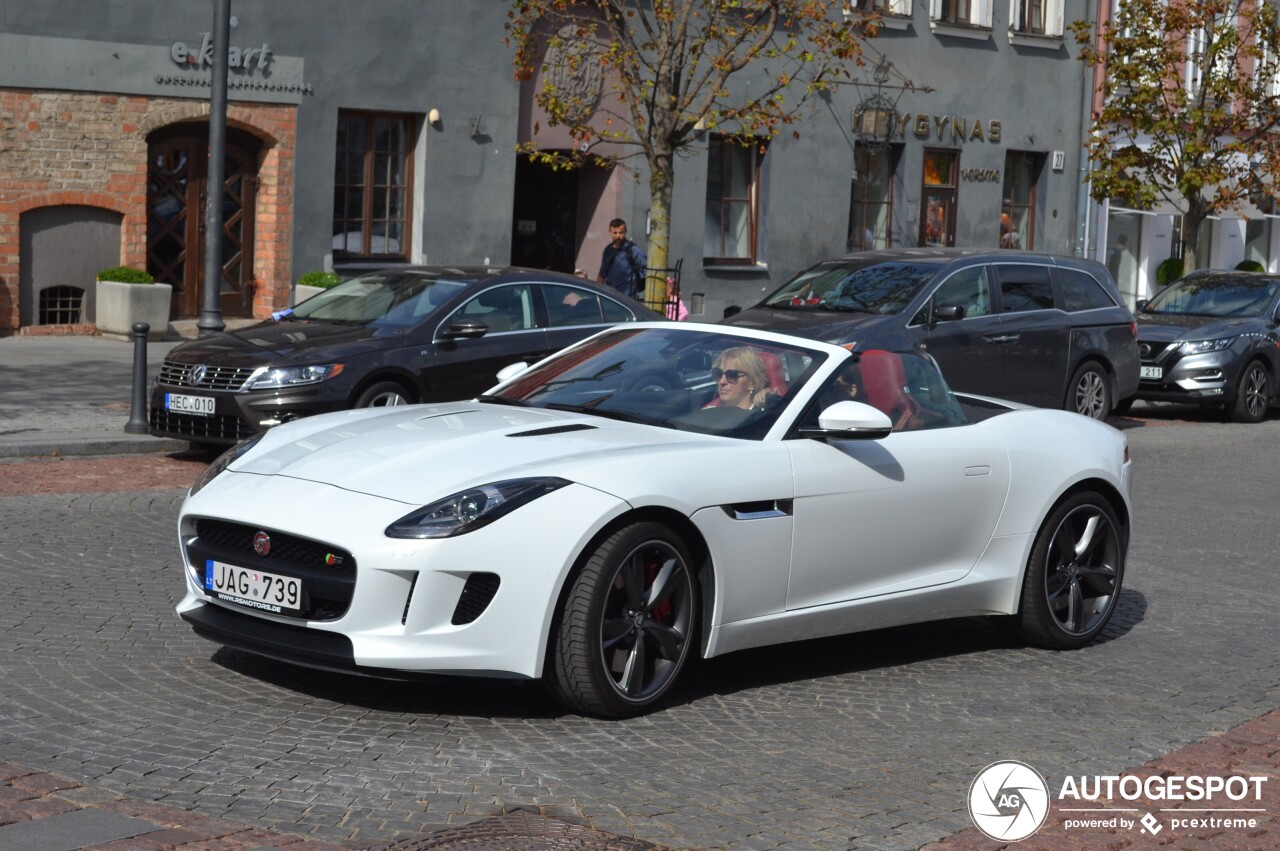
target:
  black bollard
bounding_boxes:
[124,321,151,434]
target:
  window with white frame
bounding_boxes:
[932,0,991,27]
[847,0,912,15]
[1185,24,1207,94]
[1009,0,1063,36]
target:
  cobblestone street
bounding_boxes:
[0,415,1277,849]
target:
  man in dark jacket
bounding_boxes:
[597,218,646,300]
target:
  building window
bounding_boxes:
[847,0,913,15]
[1185,25,1207,94]
[1010,0,1062,35]
[704,136,768,265]
[38,286,85,325]
[933,0,991,27]
[333,111,413,261]
[920,149,958,247]
[849,144,899,251]
[1000,151,1041,250]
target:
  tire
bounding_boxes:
[1067,362,1111,420]
[550,522,699,717]
[1229,360,1271,423]
[354,381,412,408]
[1013,492,1124,650]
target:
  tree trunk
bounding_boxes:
[1181,199,1207,272]
[644,149,675,307]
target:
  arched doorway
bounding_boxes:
[147,124,261,317]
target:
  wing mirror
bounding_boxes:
[933,304,966,322]
[440,320,489,340]
[797,400,893,441]
[495,361,530,384]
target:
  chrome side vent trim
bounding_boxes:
[722,499,794,521]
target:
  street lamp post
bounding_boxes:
[198,0,231,336]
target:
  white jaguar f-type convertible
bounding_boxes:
[176,323,1132,717]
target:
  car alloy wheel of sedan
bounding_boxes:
[1016,492,1123,649]
[552,522,699,718]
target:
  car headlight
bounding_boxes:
[1174,338,1233,355]
[189,435,264,496]
[385,477,571,539]
[243,364,344,390]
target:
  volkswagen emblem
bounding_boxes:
[189,364,208,386]
[253,531,271,557]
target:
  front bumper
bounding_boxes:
[176,471,628,680]
[149,382,349,444]
[1134,349,1237,404]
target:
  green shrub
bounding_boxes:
[297,271,343,289]
[1155,257,1185,287]
[1235,259,1265,272]
[97,266,154,284]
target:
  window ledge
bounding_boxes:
[929,21,992,41]
[703,263,771,274]
[877,14,913,31]
[1008,30,1064,49]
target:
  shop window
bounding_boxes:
[333,111,414,261]
[849,144,899,251]
[1245,218,1271,270]
[920,150,958,247]
[1000,151,1042,250]
[704,136,768,265]
[932,0,991,28]
[1009,0,1063,36]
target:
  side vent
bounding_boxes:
[451,573,501,625]
[508,424,598,437]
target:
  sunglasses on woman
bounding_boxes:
[711,368,746,383]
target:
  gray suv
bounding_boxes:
[722,248,1139,418]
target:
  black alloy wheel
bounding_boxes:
[1015,492,1124,650]
[550,522,698,717]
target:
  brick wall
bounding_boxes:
[0,89,297,334]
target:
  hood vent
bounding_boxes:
[508,423,598,437]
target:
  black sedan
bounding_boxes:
[149,266,661,445]
[1130,270,1280,422]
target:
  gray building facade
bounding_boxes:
[1,0,1091,332]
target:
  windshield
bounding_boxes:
[1144,275,1280,318]
[289,272,469,327]
[763,260,939,314]
[486,327,827,440]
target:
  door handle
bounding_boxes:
[982,334,1018,345]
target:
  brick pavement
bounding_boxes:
[0,425,1276,849]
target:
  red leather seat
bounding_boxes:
[758,350,788,396]
[859,350,922,431]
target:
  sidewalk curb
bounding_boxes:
[0,436,190,460]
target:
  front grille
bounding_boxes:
[159,359,259,391]
[150,407,254,442]
[189,519,357,621]
[452,573,500,625]
[1138,341,1179,362]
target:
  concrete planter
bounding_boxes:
[95,279,173,341]
[294,284,326,305]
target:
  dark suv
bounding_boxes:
[1131,270,1280,422]
[722,249,1139,418]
